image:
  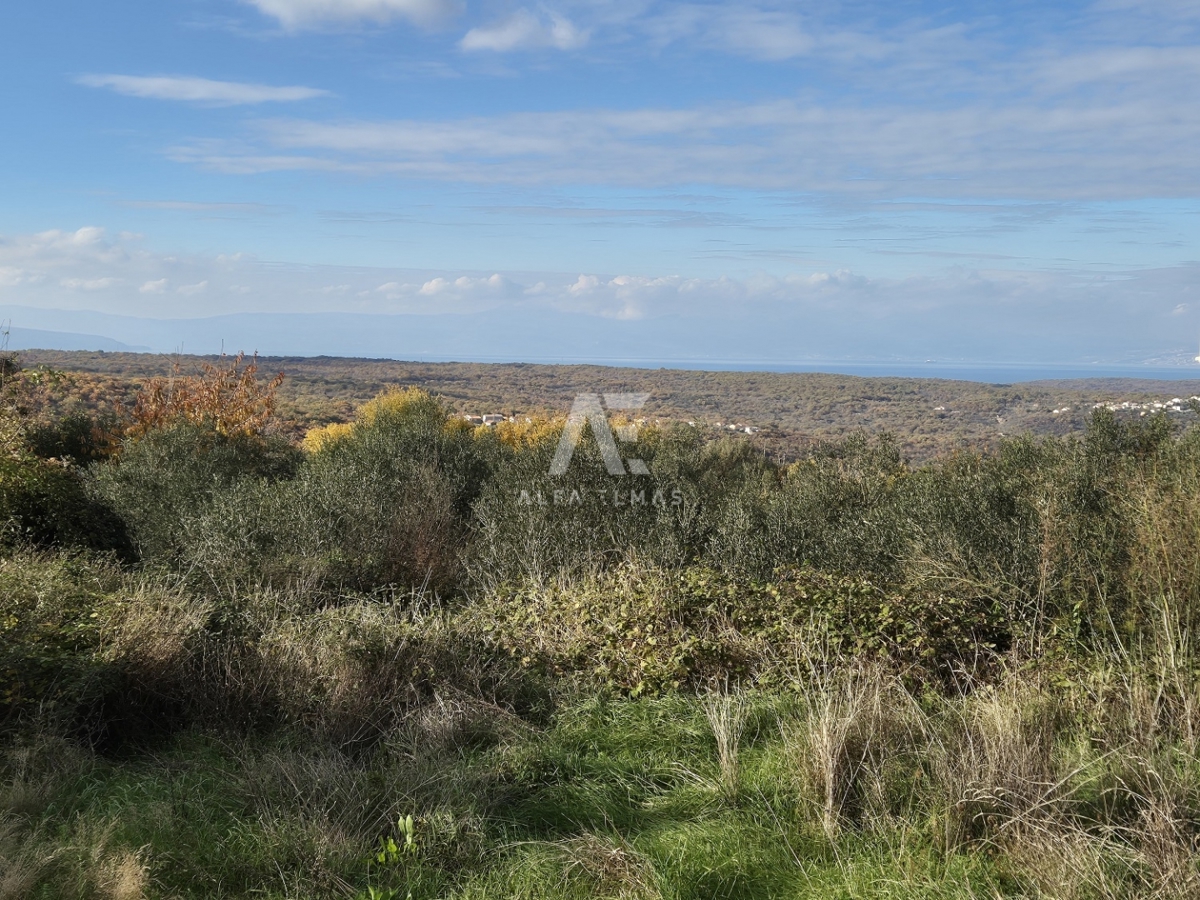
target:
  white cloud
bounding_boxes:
[0,267,30,288]
[0,229,128,281]
[140,279,168,294]
[419,273,509,295]
[638,6,874,62]
[461,9,587,52]
[242,0,460,29]
[5,224,1200,363]
[722,13,813,61]
[31,227,106,251]
[178,90,1200,200]
[560,274,706,319]
[374,281,409,300]
[77,74,329,105]
[417,277,452,295]
[60,277,119,291]
[807,270,867,288]
[150,4,1200,199]
[643,7,813,61]
[592,274,689,319]
[567,274,600,294]
[372,274,512,303]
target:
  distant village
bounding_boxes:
[459,396,1200,439]
[930,396,1200,421]
[1093,396,1200,414]
[461,414,511,427]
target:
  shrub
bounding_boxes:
[755,433,909,578]
[901,441,1045,619]
[79,353,296,572]
[275,388,495,594]
[1,456,129,554]
[24,411,121,465]
[302,421,353,453]
[88,423,300,565]
[468,425,748,589]
[468,564,1015,694]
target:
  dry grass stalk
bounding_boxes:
[789,663,927,840]
[935,679,1061,850]
[93,848,150,900]
[701,691,749,804]
[556,832,661,899]
[0,817,56,900]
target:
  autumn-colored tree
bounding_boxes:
[487,415,564,449]
[300,386,455,453]
[125,352,285,439]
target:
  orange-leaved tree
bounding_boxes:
[125,352,285,439]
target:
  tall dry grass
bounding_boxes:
[778,618,1200,897]
[700,691,748,804]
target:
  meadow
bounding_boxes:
[2,352,1199,899]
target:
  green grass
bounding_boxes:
[3,694,1031,900]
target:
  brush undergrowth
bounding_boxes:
[5,370,1200,897]
[2,548,1199,898]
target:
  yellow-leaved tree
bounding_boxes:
[124,352,285,440]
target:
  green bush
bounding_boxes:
[0,455,129,554]
[754,433,909,578]
[88,423,300,565]
[466,425,806,590]
[64,392,1200,655]
[25,410,120,465]
[470,565,1016,693]
[272,394,496,594]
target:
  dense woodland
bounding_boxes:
[3,350,1200,899]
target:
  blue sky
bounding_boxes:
[3,0,1200,365]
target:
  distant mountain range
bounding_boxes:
[3,325,150,353]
